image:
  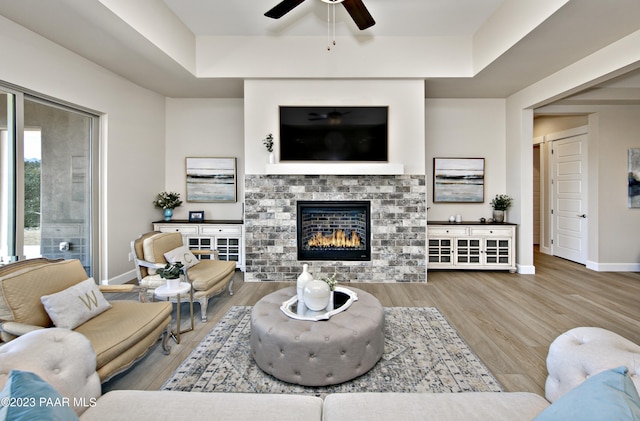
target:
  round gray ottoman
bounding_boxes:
[250,286,384,386]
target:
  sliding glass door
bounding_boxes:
[0,86,98,276]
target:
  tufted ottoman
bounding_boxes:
[250,286,384,386]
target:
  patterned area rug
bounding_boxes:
[162,306,502,395]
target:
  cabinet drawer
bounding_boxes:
[156,225,198,235]
[470,227,513,237]
[200,225,242,235]
[427,226,468,236]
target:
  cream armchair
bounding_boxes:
[0,258,172,382]
[131,231,236,322]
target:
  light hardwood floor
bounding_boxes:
[104,250,640,397]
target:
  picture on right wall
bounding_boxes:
[628,148,640,208]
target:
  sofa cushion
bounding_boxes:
[187,260,235,291]
[74,301,172,372]
[0,370,79,421]
[41,278,111,329]
[164,246,199,269]
[534,366,640,421]
[0,260,89,327]
[79,390,322,421]
[323,392,549,421]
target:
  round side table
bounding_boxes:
[154,282,194,344]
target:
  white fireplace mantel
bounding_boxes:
[265,163,405,175]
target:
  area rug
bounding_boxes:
[162,306,502,395]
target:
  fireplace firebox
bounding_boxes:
[297,200,371,261]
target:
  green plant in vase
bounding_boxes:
[157,261,184,290]
[490,194,513,223]
[153,191,182,221]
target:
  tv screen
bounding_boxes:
[279,106,388,161]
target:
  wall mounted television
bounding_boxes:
[279,106,388,162]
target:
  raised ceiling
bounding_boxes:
[0,0,639,99]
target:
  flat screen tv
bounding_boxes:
[279,106,388,161]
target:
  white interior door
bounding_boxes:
[550,133,588,264]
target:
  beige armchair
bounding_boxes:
[0,258,172,382]
[131,231,236,322]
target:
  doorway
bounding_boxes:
[0,87,98,275]
[534,124,588,265]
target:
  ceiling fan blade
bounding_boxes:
[341,0,375,30]
[265,0,306,19]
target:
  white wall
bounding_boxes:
[0,15,166,283]
[243,79,426,175]
[425,99,506,222]
[165,98,245,221]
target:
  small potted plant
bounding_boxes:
[263,133,275,164]
[153,191,182,221]
[323,274,338,310]
[490,194,513,223]
[157,261,184,290]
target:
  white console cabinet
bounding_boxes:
[427,222,516,272]
[153,220,244,271]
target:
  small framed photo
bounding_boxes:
[189,211,204,223]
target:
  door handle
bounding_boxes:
[577,214,587,218]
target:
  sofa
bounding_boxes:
[0,258,172,382]
[1,326,640,420]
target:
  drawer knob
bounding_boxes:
[489,230,493,233]
[446,230,449,233]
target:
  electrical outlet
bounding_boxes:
[59,242,70,252]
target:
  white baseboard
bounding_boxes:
[517,264,536,274]
[102,269,137,285]
[586,261,640,272]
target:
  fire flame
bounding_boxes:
[308,230,361,248]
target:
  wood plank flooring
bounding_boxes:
[104,251,640,397]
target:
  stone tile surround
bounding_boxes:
[244,174,427,283]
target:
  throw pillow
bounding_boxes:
[40,278,112,329]
[164,245,200,269]
[0,370,79,421]
[534,366,640,421]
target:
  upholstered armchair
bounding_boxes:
[131,231,236,322]
[0,258,172,383]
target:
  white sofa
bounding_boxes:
[1,327,639,420]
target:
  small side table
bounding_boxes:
[154,282,194,344]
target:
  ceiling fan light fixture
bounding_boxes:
[321,0,345,51]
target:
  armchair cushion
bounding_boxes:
[0,370,79,421]
[40,278,111,329]
[164,245,200,269]
[142,232,183,274]
[187,260,235,291]
[534,366,640,421]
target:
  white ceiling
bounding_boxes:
[0,0,639,100]
[163,0,503,37]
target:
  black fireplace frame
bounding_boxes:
[296,200,371,261]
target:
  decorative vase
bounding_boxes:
[268,152,275,164]
[164,208,173,221]
[303,279,330,311]
[167,277,180,290]
[326,290,334,311]
[296,264,313,307]
[493,210,505,223]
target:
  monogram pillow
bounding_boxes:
[164,245,200,269]
[40,278,112,329]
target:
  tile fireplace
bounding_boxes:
[244,174,427,283]
[297,200,371,261]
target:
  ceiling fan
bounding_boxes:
[308,110,351,124]
[265,0,375,30]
